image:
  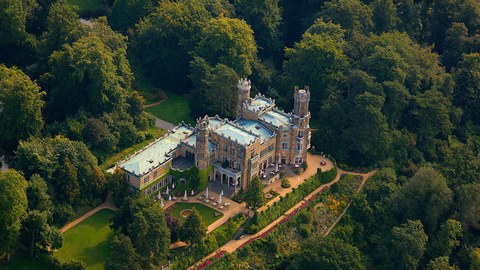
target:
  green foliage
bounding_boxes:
[39,0,83,58]
[234,0,282,57]
[344,92,391,165]
[289,237,366,270]
[20,210,63,257]
[194,17,257,77]
[281,178,291,188]
[0,0,35,66]
[283,32,348,113]
[62,260,86,270]
[128,204,170,267]
[427,256,460,270]
[390,220,428,270]
[27,175,52,213]
[321,0,373,34]
[136,0,211,92]
[370,0,398,33]
[109,0,153,31]
[471,248,480,270]
[0,65,45,154]
[104,234,142,270]
[198,166,213,191]
[190,59,239,118]
[111,196,170,267]
[455,183,480,231]
[169,166,202,191]
[389,167,453,232]
[245,176,266,209]
[454,53,480,124]
[0,170,28,255]
[428,219,462,259]
[46,18,132,119]
[179,208,206,246]
[15,136,105,211]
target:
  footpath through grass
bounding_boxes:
[168,202,223,227]
[145,92,195,126]
[55,209,115,270]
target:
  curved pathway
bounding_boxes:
[59,191,118,233]
[189,167,377,270]
[144,98,165,109]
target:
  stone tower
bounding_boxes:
[195,115,210,170]
[237,78,251,118]
[291,86,311,163]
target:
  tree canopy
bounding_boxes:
[0,65,45,154]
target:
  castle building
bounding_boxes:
[117,79,311,196]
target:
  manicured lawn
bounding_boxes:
[100,127,166,170]
[0,256,50,270]
[67,0,104,13]
[145,92,195,126]
[168,203,223,227]
[55,209,116,270]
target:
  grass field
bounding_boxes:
[67,0,104,13]
[100,127,166,170]
[145,92,195,125]
[0,256,50,270]
[168,203,223,226]
[55,209,115,270]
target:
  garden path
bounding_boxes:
[59,191,118,233]
[258,153,334,211]
[143,94,176,130]
[189,167,377,270]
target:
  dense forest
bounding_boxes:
[0,0,479,269]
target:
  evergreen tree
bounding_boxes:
[245,176,266,210]
[179,208,207,246]
[104,234,142,270]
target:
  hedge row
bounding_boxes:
[247,166,337,233]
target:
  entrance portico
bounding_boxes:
[213,162,242,191]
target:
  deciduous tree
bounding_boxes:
[0,65,45,154]
[390,220,428,270]
[0,170,28,261]
[195,17,257,77]
[136,1,211,92]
